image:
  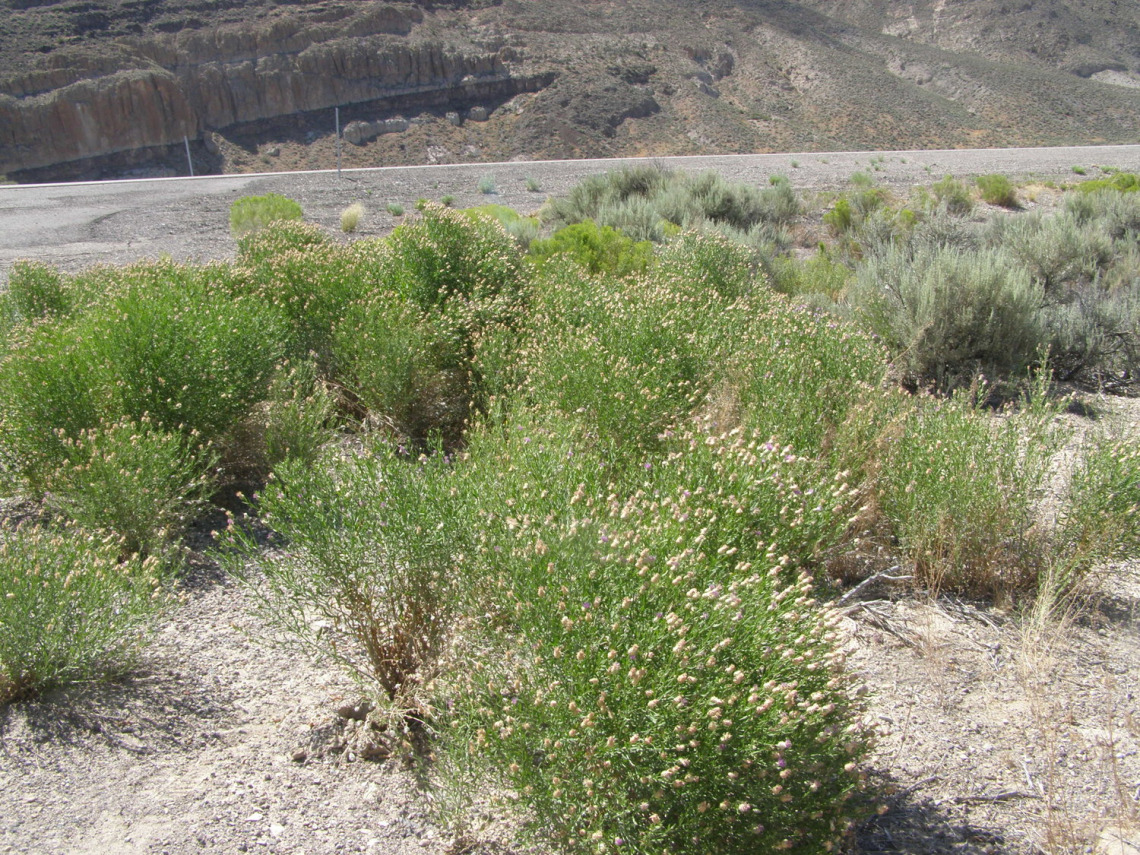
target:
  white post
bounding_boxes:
[335,107,342,177]
[184,135,194,177]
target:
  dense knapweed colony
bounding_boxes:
[2,172,1137,853]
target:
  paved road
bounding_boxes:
[3,144,1140,285]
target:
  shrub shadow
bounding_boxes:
[854,772,1014,854]
[0,664,229,761]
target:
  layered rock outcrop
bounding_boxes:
[1,70,196,174]
[0,3,551,175]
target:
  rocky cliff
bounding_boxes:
[2,0,1140,180]
[0,2,551,174]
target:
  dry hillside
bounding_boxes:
[2,0,1140,181]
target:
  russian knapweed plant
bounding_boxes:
[0,523,166,704]
[221,441,471,717]
[444,426,870,854]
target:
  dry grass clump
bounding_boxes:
[340,201,365,232]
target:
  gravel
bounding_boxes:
[3,144,1140,286]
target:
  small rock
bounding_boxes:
[269,824,285,838]
[467,106,488,122]
[245,813,263,823]
[290,748,308,763]
[336,701,374,721]
[358,740,391,762]
[445,111,462,127]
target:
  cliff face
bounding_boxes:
[0,2,546,174]
[3,0,1140,180]
[0,70,195,173]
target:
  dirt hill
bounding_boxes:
[2,0,1140,181]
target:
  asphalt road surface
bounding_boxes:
[3,144,1140,286]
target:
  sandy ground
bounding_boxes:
[2,148,1140,855]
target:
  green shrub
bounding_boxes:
[230,193,304,236]
[905,209,982,253]
[333,290,471,443]
[525,176,542,192]
[222,441,470,715]
[846,245,1045,390]
[1064,188,1140,240]
[600,196,672,243]
[823,183,886,239]
[261,361,336,471]
[553,166,670,227]
[46,417,216,557]
[727,299,887,458]
[870,383,1062,597]
[530,220,655,278]
[1057,427,1140,586]
[461,204,540,251]
[855,206,919,256]
[0,523,166,704]
[930,175,974,216]
[547,166,800,242]
[822,196,855,235]
[759,174,801,224]
[444,425,870,854]
[1,261,68,327]
[477,173,498,195]
[656,230,759,302]
[1074,171,1140,194]
[86,265,286,445]
[386,202,404,218]
[1041,286,1140,385]
[0,261,286,491]
[383,202,524,312]
[330,207,525,442]
[0,320,104,492]
[992,211,1112,295]
[341,202,366,232]
[771,249,852,302]
[238,239,372,374]
[975,174,1018,208]
[519,261,731,456]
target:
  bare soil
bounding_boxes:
[2,152,1140,855]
